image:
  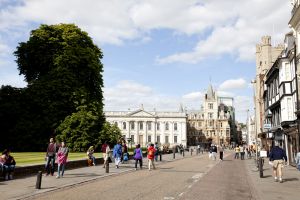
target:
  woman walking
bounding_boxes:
[147,144,156,171]
[56,141,69,178]
[133,144,143,170]
[113,141,122,169]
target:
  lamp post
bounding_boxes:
[251,79,258,168]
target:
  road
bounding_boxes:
[29,153,260,200]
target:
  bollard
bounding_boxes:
[35,171,42,189]
[259,157,263,178]
[105,160,109,173]
[183,149,185,157]
[173,148,176,159]
[160,153,162,161]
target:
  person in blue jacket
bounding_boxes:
[269,140,287,183]
[113,141,122,169]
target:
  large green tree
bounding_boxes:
[7,23,105,151]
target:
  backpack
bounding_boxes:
[123,153,128,161]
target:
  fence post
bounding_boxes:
[259,157,263,178]
[105,160,109,173]
[160,153,162,161]
[173,147,176,159]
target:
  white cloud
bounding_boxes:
[219,78,247,91]
[234,96,252,123]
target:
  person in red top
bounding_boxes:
[147,143,156,171]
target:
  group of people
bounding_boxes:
[208,144,224,161]
[0,149,16,181]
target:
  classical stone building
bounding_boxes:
[187,85,236,147]
[105,107,187,147]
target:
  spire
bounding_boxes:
[207,84,214,99]
[179,103,184,113]
[140,104,144,110]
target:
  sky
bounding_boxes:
[0,0,292,123]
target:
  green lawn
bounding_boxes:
[12,152,103,166]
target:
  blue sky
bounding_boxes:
[0,0,292,122]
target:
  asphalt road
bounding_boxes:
[30,154,259,200]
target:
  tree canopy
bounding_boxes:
[0,24,107,151]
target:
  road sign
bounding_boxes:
[263,124,271,129]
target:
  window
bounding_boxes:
[131,135,135,143]
[148,135,151,143]
[123,122,126,130]
[139,122,143,130]
[147,122,152,130]
[165,136,169,143]
[220,122,223,128]
[208,113,213,119]
[131,122,135,130]
[198,122,202,127]
[165,122,169,131]
[157,135,160,143]
[209,103,213,109]
[157,122,160,130]
[285,63,291,80]
[174,123,177,131]
[209,121,213,127]
[287,97,293,120]
[174,136,177,143]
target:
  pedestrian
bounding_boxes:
[234,145,240,159]
[87,146,96,166]
[295,150,300,171]
[56,141,68,178]
[45,137,57,176]
[209,144,217,160]
[154,142,159,162]
[113,141,122,169]
[133,144,143,170]
[269,141,287,183]
[147,143,156,171]
[121,141,128,163]
[240,145,245,160]
[219,145,224,161]
[103,142,111,168]
[1,149,16,180]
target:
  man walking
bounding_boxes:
[269,141,287,183]
[219,145,224,161]
[45,138,57,176]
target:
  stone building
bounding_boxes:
[187,85,236,147]
[105,106,187,147]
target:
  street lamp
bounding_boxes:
[251,79,258,168]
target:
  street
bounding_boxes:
[30,153,260,200]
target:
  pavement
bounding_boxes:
[0,151,199,200]
[1,151,300,200]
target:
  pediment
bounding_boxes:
[127,109,155,117]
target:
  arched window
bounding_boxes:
[165,122,169,131]
[174,123,177,131]
[131,122,135,130]
[123,122,126,130]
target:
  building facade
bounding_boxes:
[187,85,235,147]
[105,107,187,147]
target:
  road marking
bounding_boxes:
[192,173,203,179]
[164,197,175,200]
[178,192,184,197]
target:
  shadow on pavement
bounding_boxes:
[262,175,272,178]
[64,173,99,178]
[284,177,299,182]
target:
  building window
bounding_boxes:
[209,121,213,127]
[208,113,213,119]
[165,136,169,143]
[131,122,135,130]
[147,122,152,130]
[157,135,160,143]
[148,135,151,143]
[139,122,143,130]
[220,122,223,128]
[123,122,126,130]
[287,97,293,120]
[131,135,134,143]
[165,122,169,131]
[198,122,202,127]
[157,122,160,130]
[174,123,177,131]
[174,136,177,143]
[209,103,213,109]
